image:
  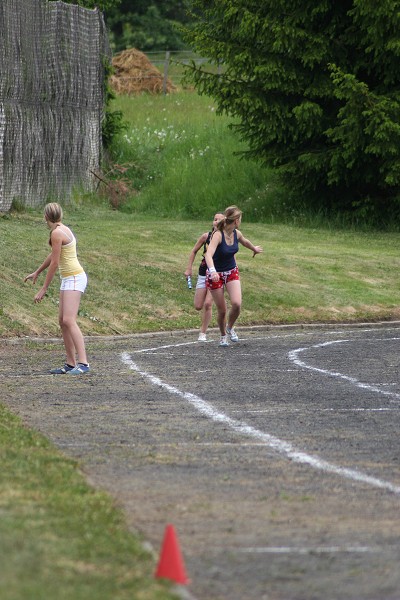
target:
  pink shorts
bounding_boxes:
[206,266,240,290]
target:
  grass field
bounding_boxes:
[1,204,400,339]
[107,92,279,221]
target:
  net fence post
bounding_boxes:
[163,50,170,95]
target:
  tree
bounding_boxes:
[184,1,400,220]
[56,1,191,53]
[104,1,190,52]
[52,0,119,10]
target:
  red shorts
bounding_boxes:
[206,266,240,290]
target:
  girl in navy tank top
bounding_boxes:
[204,205,263,346]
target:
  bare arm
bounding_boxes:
[24,253,52,284]
[236,230,263,256]
[184,232,208,277]
[25,229,63,303]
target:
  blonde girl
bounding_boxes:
[24,203,90,374]
[204,205,263,346]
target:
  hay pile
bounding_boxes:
[109,48,177,95]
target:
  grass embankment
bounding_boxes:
[1,206,400,338]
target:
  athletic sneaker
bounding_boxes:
[198,332,207,342]
[219,335,229,347]
[68,363,90,375]
[50,363,74,375]
[226,326,239,342]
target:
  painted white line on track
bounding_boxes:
[235,546,377,555]
[120,351,400,495]
[288,338,400,403]
[133,341,199,353]
[230,407,400,413]
[131,328,400,356]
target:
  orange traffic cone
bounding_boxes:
[155,524,190,584]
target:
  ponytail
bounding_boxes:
[217,205,242,232]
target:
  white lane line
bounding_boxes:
[230,408,399,413]
[120,352,400,495]
[288,339,400,403]
[133,341,198,353]
[235,546,377,555]
[131,326,400,355]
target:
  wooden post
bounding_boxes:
[163,50,170,95]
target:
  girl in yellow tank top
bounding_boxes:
[58,230,84,278]
[24,202,90,375]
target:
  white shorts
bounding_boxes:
[60,272,88,293]
[196,274,207,289]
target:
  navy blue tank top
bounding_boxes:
[213,230,239,272]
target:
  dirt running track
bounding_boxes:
[1,324,400,600]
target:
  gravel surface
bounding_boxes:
[2,324,400,600]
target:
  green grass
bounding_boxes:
[1,205,400,339]
[107,92,276,220]
[0,404,178,600]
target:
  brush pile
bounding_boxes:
[109,48,177,95]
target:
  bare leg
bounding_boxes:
[226,280,242,329]
[210,288,227,335]
[194,287,207,311]
[200,290,213,334]
[59,293,76,365]
[59,290,88,365]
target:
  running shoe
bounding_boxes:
[68,364,91,375]
[50,363,74,375]
[226,326,239,342]
[219,335,229,347]
[198,332,207,342]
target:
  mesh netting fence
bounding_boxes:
[0,0,110,212]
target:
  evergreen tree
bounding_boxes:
[184,1,400,220]
[104,1,190,52]
[53,0,119,10]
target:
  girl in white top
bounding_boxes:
[24,202,90,375]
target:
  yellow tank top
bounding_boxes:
[59,236,84,278]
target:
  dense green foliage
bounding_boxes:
[50,0,119,10]
[49,0,190,52]
[50,0,189,52]
[104,1,190,52]
[101,60,126,149]
[184,1,400,223]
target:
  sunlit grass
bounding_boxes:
[2,205,400,339]
[108,92,275,219]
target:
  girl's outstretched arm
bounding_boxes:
[237,230,263,256]
[24,253,52,284]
